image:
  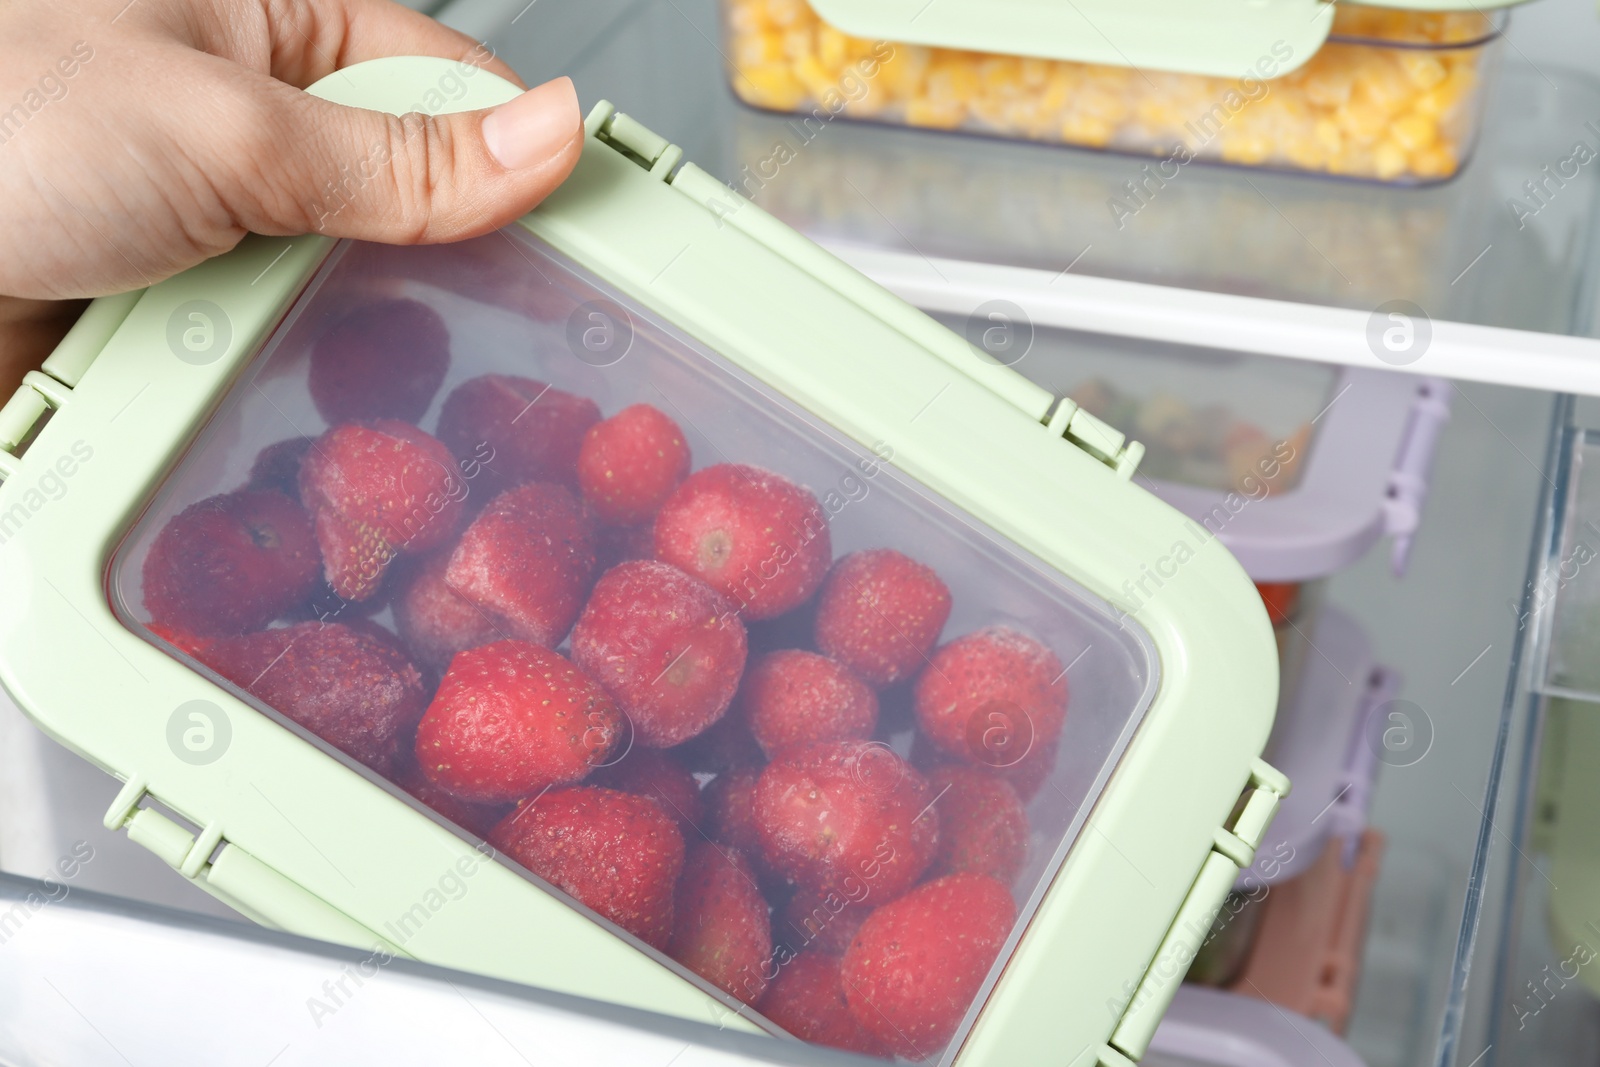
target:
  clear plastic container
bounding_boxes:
[105,230,1162,1062]
[722,1,1501,184]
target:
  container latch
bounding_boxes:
[584,102,683,182]
[1046,397,1145,481]
[1101,758,1290,1063]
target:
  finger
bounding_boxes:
[212,72,583,244]
[261,0,525,90]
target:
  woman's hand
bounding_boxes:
[0,0,583,391]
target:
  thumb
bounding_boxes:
[237,75,584,244]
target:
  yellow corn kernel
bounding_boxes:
[905,97,966,129]
[1399,52,1448,90]
[817,24,849,70]
[1337,98,1389,144]
[733,30,783,68]
[1410,143,1460,180]
[1390,113,1438,152]
[1060,112,1115,147]
[794,54,838,98]
[1299,66,1355,109]
[736,64,809,110]
[726,4,768,37]
[764,0,810,29]
[1373,139,1408,180]
[1313,117,1344,155]
[926,60,982,104]
[876,44,930,98]
[1282,133,1326,170]
[1220,133,1272,165]
[781,26,814,61]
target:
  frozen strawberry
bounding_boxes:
[705,765,765,854]
[414,640,621,803]
[396,763,511,839]
[143,489,321,637]
[740,650,878,758]
[669,842,773,1004]
[913,627,1068,765]
[577,404,691,526]
[571,560,747,748]
[925,765,1028,883]
[299,420,465,600]
[394,553,503,672]
[436,375,600,496]
[841,873,1016,1057]
[778,886,873,958]
[814,549,951,688]
[759,951,888,1056]
[444,483,596,648]
[490,785,684,949]
[594,522,656,572]
[309,298,451,426]
[203,621,427,777]
[654,464,831,620]
[912,730,1057,804]
[147,622,216,661]
[592,749,704,835]
[754,740,939,900]
[246,437,315,500]
[1256,582,1300,626]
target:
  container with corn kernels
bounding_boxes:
[723,0,1504,185]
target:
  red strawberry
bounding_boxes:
[926,765,1029,883]
[913,627,1068,765]
[490,786,685,949]
[704,764,766,857]
[754,740,939,900]
[577,404,691,526]
[299,420,465,600]
[669,842,773,1004]
[570,560,747,748]
[740,650,878,758]
[396,763,511,839]
[814,549,951,688]
[759,951,888,1056]
[1256,581,1300,626]
[445,482,596,648]
[146,622,216,661]
[414,640,621,803]
[143,489,321,636]
[202,621,427,777]
[394,553,503,672]
[591,749,704,835]
[245,436,315,500]
[912,729,1059,804]
[309,298,451,425]
[778,886,873,957]
[653,464,831,620]
[436,375,600,496]
[841,873,1016,1057]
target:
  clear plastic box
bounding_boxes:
[723,1,1502,184]
[106,231,1164,1062]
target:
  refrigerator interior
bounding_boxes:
[4,0,1600,1063]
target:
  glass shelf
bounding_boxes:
[482,0,1600,340]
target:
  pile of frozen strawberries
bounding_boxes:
[141,298,1072,1060]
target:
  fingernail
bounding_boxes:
[482,76,580,169]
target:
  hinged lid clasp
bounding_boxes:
[585,101,684,181]
[1047,397,1146,481]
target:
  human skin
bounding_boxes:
[0,0,584,397]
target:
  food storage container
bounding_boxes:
[923,309,1449,708]
[1186,606,1391,1032]
[722,0,1506,184]
[0,57,1285,1066]
[1148,985,1369,1067]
